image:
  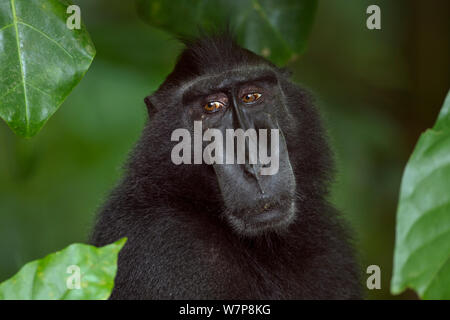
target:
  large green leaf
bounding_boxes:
[0,0,95,137]
[0,238,126,300]
[136,0,317,65]
[391,90,450,299]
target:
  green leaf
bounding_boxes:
[391,90,450,299]
[136,0,317,65]
[435,90,450,131]
[0,0,95,137]
[0,238,126,300]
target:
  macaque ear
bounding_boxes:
[144,96,158,117]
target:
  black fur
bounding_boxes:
[90,34,362,299]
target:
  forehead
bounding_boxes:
[180,67,279,97]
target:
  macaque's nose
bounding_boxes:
[230,91,265,194]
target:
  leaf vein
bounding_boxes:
[403,200,450,243]
[251,0,293,55]
[0,82,20,101]
[27,82,53,98]
[423,254,450,298]
[10,0,29,135]
[401,227,450,281]
[17,21,74,59]
[0,23,13,33]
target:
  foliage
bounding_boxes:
[0,238,126,300]
[392,91,450,299]
[136,0,317,65]
[0,24,174,289]
[0,0,448,301]
[0,0,95,137]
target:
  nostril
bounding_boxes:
[244,163,264,180]
[243,163,265,194]
[243,164,255,178]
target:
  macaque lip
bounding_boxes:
[249,206,293,225]
[252,208,283,223]
[231,200,296,234]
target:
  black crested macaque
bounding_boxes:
[90,34,362,299]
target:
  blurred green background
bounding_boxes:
[0,0,449,299]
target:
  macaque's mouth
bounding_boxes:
[228,199,296,235]
[248,203,295,226]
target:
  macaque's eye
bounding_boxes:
[204,101,225,113]
[242,93,262,104]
